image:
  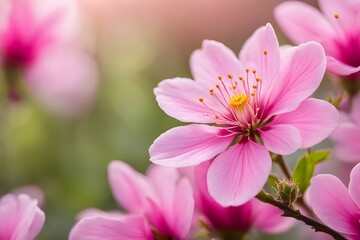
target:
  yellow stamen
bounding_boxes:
[209,89,214,95]
[264,50,268,55]
[199,98,204,102]
[256,77,261,82]
[216,84,220,89]
[227,74,233,79]
[218,76,222,81]
[334,13,339,19]
[228,94,248,109]
[252,69,257,74]
[245,68,250,73]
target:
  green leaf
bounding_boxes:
[292,150,330,193]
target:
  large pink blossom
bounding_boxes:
[0,0,98,116]
[150,23,339,206]
[189,161,294,237]
[332,93,360,162]
[69,161,195,240]
[0,193,45,240]
[275,0,360,77]
[309,163,360,240]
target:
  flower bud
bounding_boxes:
[274,179,300,206]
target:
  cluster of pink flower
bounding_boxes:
[1,0,360,239]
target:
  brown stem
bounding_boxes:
[272,154,292,179]
[256,190,346,240]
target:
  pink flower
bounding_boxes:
[69,161,195,240]
[275,0,360,77]
[150,23,339,206]
[332,93,360,163]
[308,163,360,239]
[0,0,98,116]
[0,193,45,240]
[191,161,294,236]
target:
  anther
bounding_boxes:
[239,77,244,81]
[252,69,257,74]
[199,98,204,102]
[256,77,261,82]
[215,114,219,119]
[232,86,236,89]
[227,74,233,79]
[251,92,255,97]
[209,89,214,95]
[245,68,250,73]
[218,76,222,81]
[264,50,268,55]
[253,85,257,89]
[216,84,220,89]
[334,13,339,19]
[215,122,220,126]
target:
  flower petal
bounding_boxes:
[260,124,301,155]
[274,1,336,46]
[26,45,98,117]
[332,122,360,163]
[326,56,360,75]
[69,215,152,240]
[274,98,340,148]
[318,0,358,34]
[239,23,280,93]
[267,42,326,116]
[349,163,360,209]
[168,178,194,238]
[351,94,360,123]
[150,124,233,167]
[190,40,243,89]
[0,194,45,240]
[309,174,360,236]
[108,161,154,213]
[154,78,214,123]
[251,199,294,234]
[207,140,271,207]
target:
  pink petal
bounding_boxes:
[309,174,360,236]
[26,45,98,117]
[239,23,280,95]
[332,122,360,163]
[0,194,45,240]
[154,78,214,123]
[207,140,271,206]
[260,124,301,155]
[251,199,294,234]
[274,1,336,46]
[267,42,326,116]
[167,178,194,238]
[351,94,360,123]
[108,161,154,213]
[274,98,340,148]
[149,124,233,167]
[327,56,360,75]
[76,208,125,221]
[190,40,244,89]
[69,215,153,240]
[349,164,360,209]
[318,0,358,34]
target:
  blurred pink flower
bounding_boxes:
[191,161,294,237]
[332,93,360,163]
[309,163,360,239]
[275,0,360,77]
[0,193,45,240]
[150,23,339,206]
[0,0,97,116]
[69,161,195,240]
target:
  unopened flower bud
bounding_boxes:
[274,179,300,206]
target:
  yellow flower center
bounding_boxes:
[228,94,248,110]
